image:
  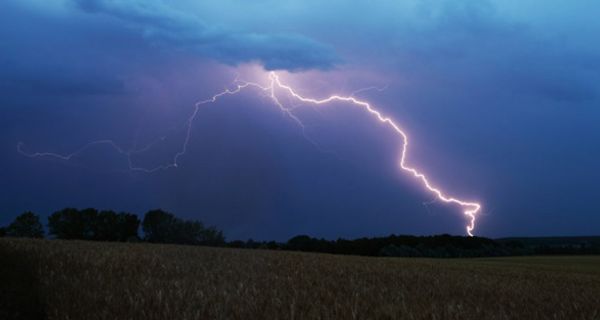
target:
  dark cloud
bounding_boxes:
[72,0,340,71]
[0,63,126,96]
[0,1,135,96]
[311,0,599,103]
[402,1,599,103]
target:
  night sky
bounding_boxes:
[1,0,599,240]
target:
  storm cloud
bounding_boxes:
[72,0,339,71]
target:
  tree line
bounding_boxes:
[226,234,513,258]
[0,209,225,246]
[2,210,599,257]
[225,234,600,257]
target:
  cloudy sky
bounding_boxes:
[1,0,599,240]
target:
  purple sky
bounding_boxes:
[1,0,599,240]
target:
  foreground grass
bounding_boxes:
[1,239,599,320]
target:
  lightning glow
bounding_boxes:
[18,71,481,235]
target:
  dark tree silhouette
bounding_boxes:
[94,211,140,241]
[286,235,314,251]
[142,209,177,243]
[94,210,120,241]
[172,220,206,245]
[5,212,44,238]
[142,209,225,245]
[280,234,514,257]
[48,208,139,241]
[4,206,598,257]
[202,226,226,246]
[79,208,98,240]
[48,208,92,240]
[116,212,141,241]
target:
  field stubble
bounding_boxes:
[1,238,599,319]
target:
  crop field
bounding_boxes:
[1,238,599,320]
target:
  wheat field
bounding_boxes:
[1,238,599,320]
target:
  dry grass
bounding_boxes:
[1,238,599,320]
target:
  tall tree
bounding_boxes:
[142,209,177,243]
[94,210,120,241]
[6,212,44,238]
[48,208,91,239]
[116,212,140,241]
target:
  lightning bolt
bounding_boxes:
[18,71,481,235]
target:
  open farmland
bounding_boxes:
[1,238,599,320]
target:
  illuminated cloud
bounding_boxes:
[72,0,340,71]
